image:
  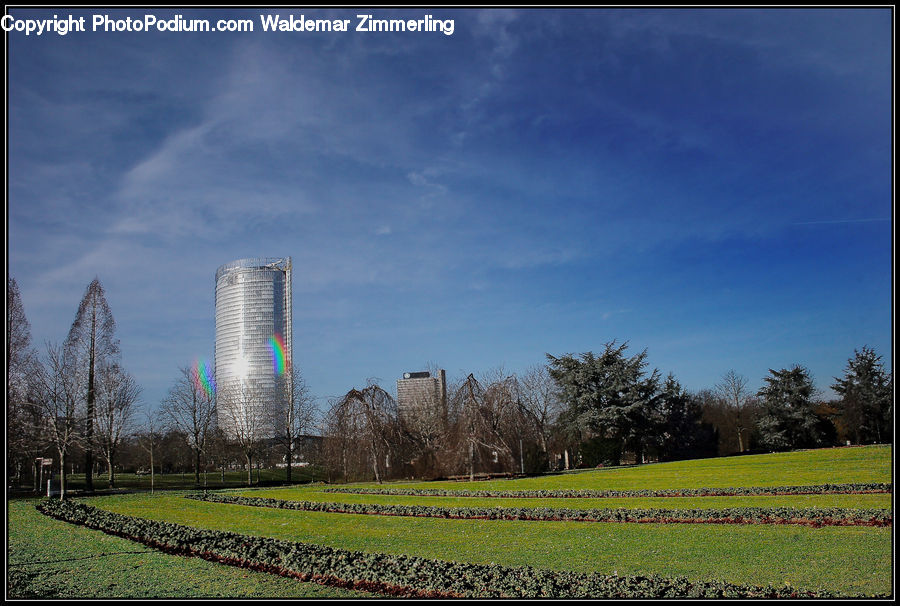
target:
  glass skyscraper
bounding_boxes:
[214,257,292,438]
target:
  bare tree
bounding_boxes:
[160,364,216,485]
[396,365,449,479]
[217,381,267,486]
[34,342,81,499]
[320,398,353,482]
[480,373,519,471]
[271,364,316,484]
[64,278,120,492]
[7,278,42,485]
[135,408,162,493]
[715,370,752,453]
[450,374,485,481]
[94,363,141,488]
[448,373,519,480]
[517,364,563,469]
[205,426,239,484]
[323,382,399,484]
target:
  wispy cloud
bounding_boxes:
[7,9,891,407]
[792,218,890,226]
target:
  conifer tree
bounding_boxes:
[547,341,661,465]
[831,347,893,444]
[755,365,828,451]
[65,278,120,492]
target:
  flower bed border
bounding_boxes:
[324,482,891,500]
[36,498,876,599]
[189,493,891,527]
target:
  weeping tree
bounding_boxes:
[64,278,120,492]
[397,367,449,480]
[447,373,523,480]
[324,382,399,484]
[450,373,487,481]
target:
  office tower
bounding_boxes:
[397,370,447,435]
[215,257,292,438]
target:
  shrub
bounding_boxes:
[188,493,891,527]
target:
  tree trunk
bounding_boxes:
[150,448,154,494]
[246,453,253,486]
[107,448,115,488]
[59,451,67,500]
[286,442,293,484]
[370,439,382,484]
[84,309,96,492]
[195,448,201,485]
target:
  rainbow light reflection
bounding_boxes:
[195,359,216,399]
[269,333,289,376]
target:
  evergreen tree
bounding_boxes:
[657,375,717,461]
[831,347,893,444]
[547,341,661,464]
[755,366,830,451]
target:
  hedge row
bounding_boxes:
[324,482,892,500]
[36,498,872,598]
[188,493,892,527]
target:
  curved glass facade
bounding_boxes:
[215,257,292,439]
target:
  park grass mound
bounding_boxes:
[36,498,883,599]
[7,498,373,599]
[347,445,892,493]
[29,445,894,598]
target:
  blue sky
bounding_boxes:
[6,8,892,413]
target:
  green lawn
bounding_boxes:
[349,445,892,492]
[6,498,374,598]
[12,445,893,598]
[89,491,891,596]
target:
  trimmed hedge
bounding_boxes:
[324,482,892,500]
[188,493,891,527]
[36,498,878,598]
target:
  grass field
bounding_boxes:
[8,445,893,598]
[23,466,325,494]
[358,444,893,492]
[6,498,374,598]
